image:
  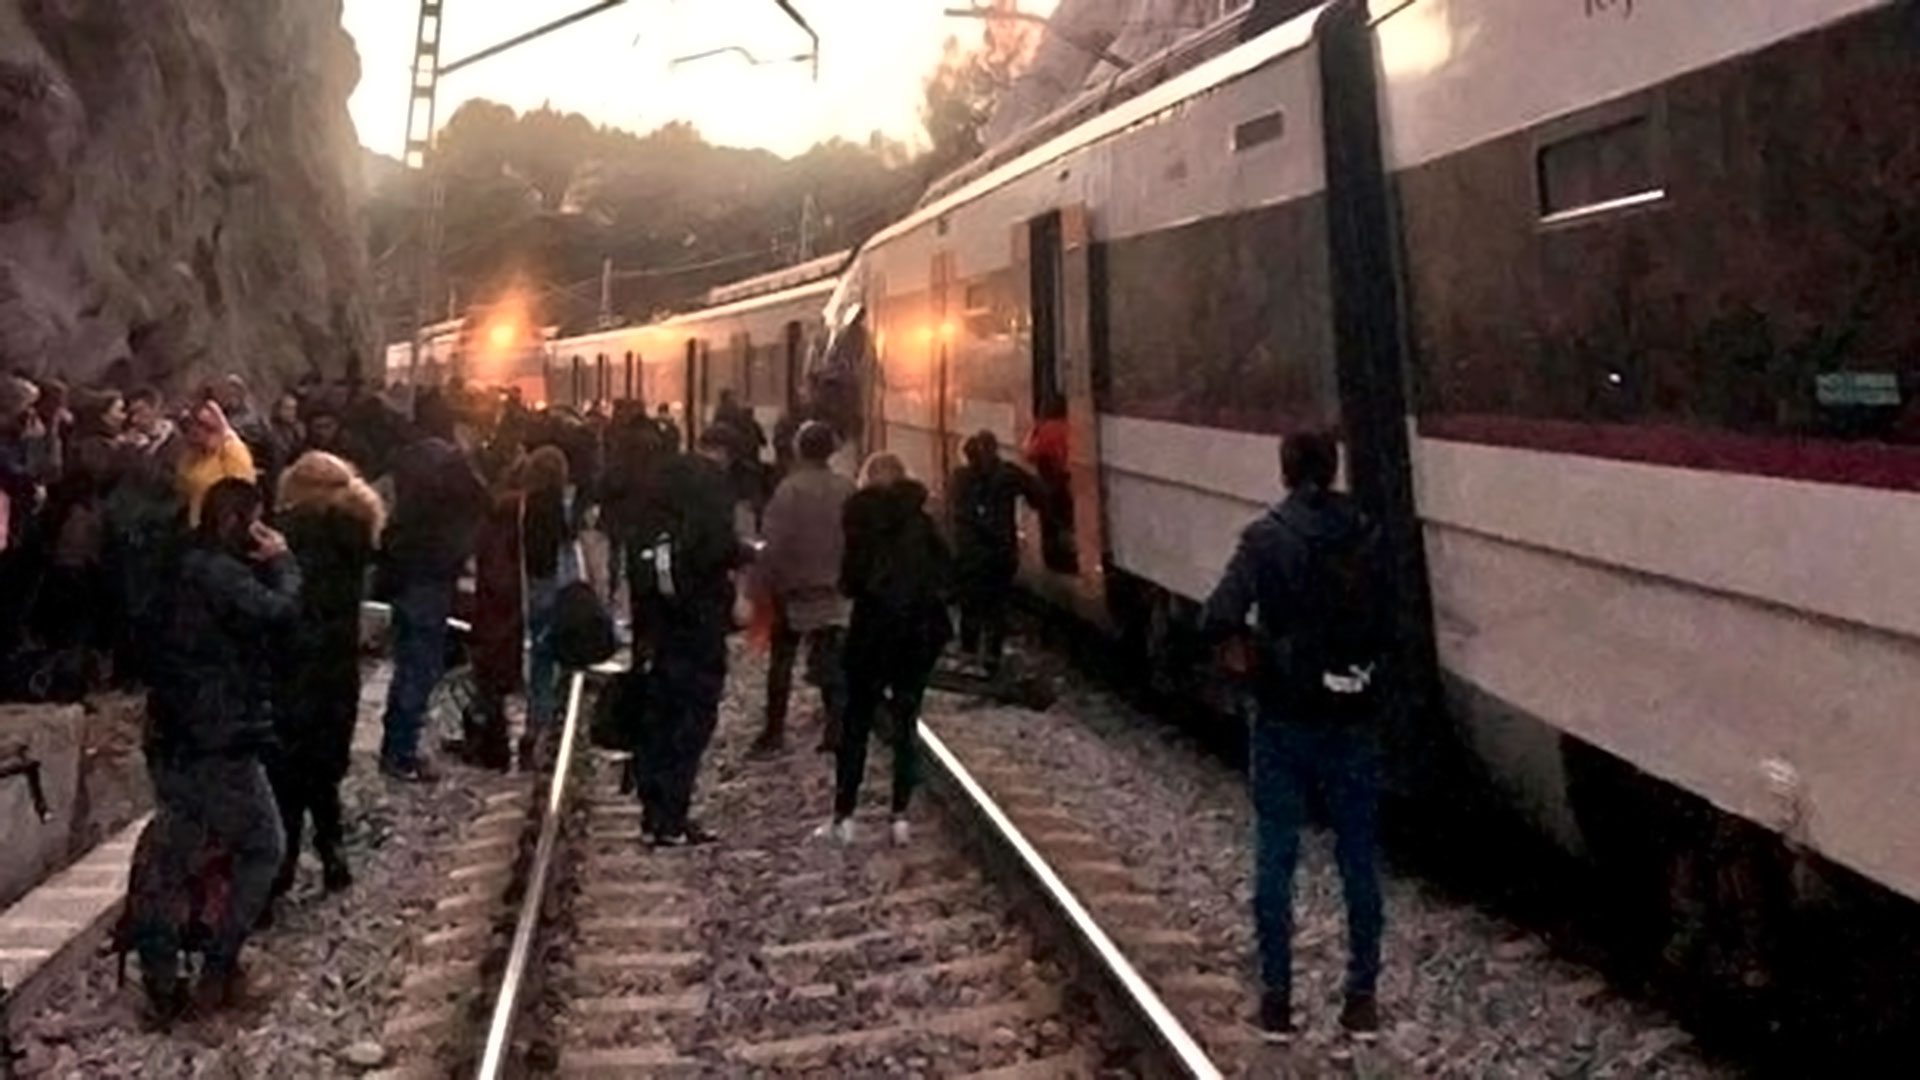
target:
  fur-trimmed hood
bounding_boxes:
[278,450,386,542]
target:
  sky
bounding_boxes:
[344,0,1059,160]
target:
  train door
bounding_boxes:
[1015,206,1109,617]
[684,338,700,450]
[932,251,958,503]
[783,321,804,415]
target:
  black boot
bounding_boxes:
[142,969,189,1031]
[319,848,353,893]
[748,723,786,758]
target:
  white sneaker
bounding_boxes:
[890,817,910,848]
[813,818,855,846]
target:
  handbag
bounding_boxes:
[589,668,646,752]
[550,580,618,670]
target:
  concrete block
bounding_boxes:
[0,705,85,911]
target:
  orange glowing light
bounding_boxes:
[489,323,517,349]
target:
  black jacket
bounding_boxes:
[949,459,1041,580]
[383,435,488,581]
[148,544,303,760]
[1203,486,1384,710]
[631,452,748,654]
[842,480,953,650]
[276,496,379,776]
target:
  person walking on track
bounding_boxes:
[1204,430,1388,1044]
[378,390,488,782]
[268,451,384,905]
[133,478,298,1022]
[819,452,952,848]
[628,426,751,847]
[751,420,854,757]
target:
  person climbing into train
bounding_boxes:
[1203,430,1387,1045]
[948,429,1044,678]
[750,420,854,757]
[627,426,752,847]
[1024,394,1077,574]
[819,452,953,848]
[268,451,384,906]
[134,477,298,1022]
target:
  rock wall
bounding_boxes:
[0,0,371,392]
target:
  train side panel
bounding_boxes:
[1378,0,1920,901]
[856,16,1338,612]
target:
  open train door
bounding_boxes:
[1014,205,1110,625]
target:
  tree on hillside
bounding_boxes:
[921,0,1041,183]
[364,102,926,338]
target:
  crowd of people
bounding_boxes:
[6,364,1390,1045]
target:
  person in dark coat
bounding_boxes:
[709,389,768,518]
[820,453,953,848]
[1202,431,1388,1043]
[270,452,384,900]
[378,390,489,781]
[34,389,129,663]
[464,450,528,772]
[517,445,574,769]
[0,377,46,668]
[133,478,298,1020]
[627,427,750,847]
[301,402,374,476]
[948,430,1042,676]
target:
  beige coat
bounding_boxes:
[759,462,854,632]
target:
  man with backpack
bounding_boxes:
[625,427,751,847]
[1204,431,1386,1045]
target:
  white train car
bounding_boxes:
[1376,0,1920,980]
[546,252,848,446]
[814,0,1920,1018]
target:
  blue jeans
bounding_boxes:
[1250,718,1384,1001]
[381,575,455,768]
[526,575,559,730]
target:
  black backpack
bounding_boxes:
[549,582,617,670]
[1273,516,1385,722]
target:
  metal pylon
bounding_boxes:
[404,0,445,388]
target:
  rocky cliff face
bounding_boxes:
[0,0,371,391]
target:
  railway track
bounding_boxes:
[458,667,1221,1079]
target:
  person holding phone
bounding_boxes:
[132,478,300,1022]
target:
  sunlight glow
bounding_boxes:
[344,1,1062,158]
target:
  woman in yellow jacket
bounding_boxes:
[177,399,256,525]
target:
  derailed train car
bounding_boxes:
[807,0,1920,1016]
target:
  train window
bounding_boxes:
[1537,114,1664,224]
[1232,110,1286,152]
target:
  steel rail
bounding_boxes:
[474,670,588,1080]
[917,722,1223,1079]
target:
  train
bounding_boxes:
[534,250,849,441]
[420,0,1920,1022]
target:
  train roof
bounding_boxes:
[664,275,839,328]
[867,5,1328,251]
[920,9,1268,207]
[703,249,852,308]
